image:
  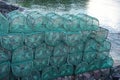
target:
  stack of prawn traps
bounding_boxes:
[0,10,113,80]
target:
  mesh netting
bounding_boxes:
[0,10,113,80]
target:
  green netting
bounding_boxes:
[27,11,46,32]
[0,10,101,33]
[69,43,83,53]
[0,62,10,79]
[7,11,32,33]
[11,61,33,77]
[35,43,53,59]
[21,71,41,80]
[34,58,49,71]
[42,66,58,80]
[4,10,100,33]
[62,14,80,31]
[68,53,82,65]
[25,32,44,48]
[8,74,16,80]
[83,52,97,63]
[53,43,69,56]
[75,62,88,74]
[7,10,21,19]
[46,13,65,31]
[45,31,62,46]
[96,51,110,60]
[98,41,111,52]
[1,33,23,50]
[50,56,66,67]
[0,11,114,79]
[76,13,99,31]
[100,56,113,69]
[88,59,101,71]
[63,32,83,46]
[1,76,9,80]
[84,39,99,52]
[0,48,11,63]
[12,46,33,63]
[59,64,73,76]
[0,13,9,33]
[90,27,109,43]
[81,31,92,42]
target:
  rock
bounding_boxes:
[0,1,23,15]
[93,70,101,79]
[111,65,120,80]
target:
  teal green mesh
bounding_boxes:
[27,11,46,32]
[0,10,114,80]
[7,10,21,18]
[101,56,114,69]
[11,61,33,77]
[97,51,109,60]
[7,11,32,33]
[53,43,69,56]
[81,31,92,42]
[84,39,99,52]
[98,41,111,52]
[83,52,97,63]
[59,64,73,76]
[46,13,65,31]
[45,31,62,46]
[0,13,9,33]
[90,27,109,43]
[35,43,53,59]
[12,46,33,63]
[76,13,99,31]
[25,32,44,48]
[0,49,11,63]
[69,43,83,53]
[88,59,101,71]
[21,71,41,80]
[34,58,49,71]
[50,56,67,67]
[42,66,58,80]
[68,53,82,65]
[1,33,24,50]
[63,31,83,46]
[62,14,80,31]
[75,62,88,74]
[0,62,10,79]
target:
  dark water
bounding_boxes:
[6,0,120,65]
